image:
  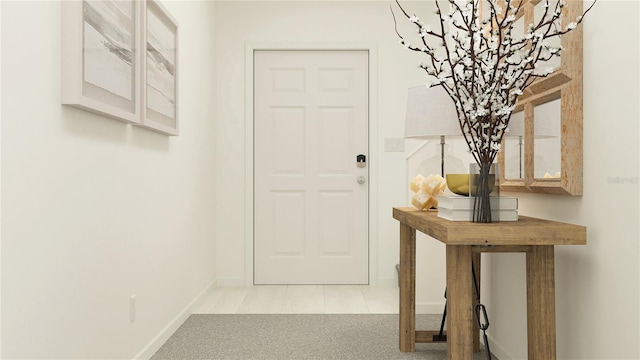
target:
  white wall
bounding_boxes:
[1,1,217,358]
[485,1,640,359]
[215,1,639,359]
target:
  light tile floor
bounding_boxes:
[192,285,399,314]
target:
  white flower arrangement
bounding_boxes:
[392,0,595,165]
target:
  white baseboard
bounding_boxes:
[133,280,217,360]
[376,277,397,287]
[485,333,516,360]
[216,278,247,287]
[217,277,399,288]
[416,301,446,314]
[215,278,405,287]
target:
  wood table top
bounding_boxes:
[393,207,587,246]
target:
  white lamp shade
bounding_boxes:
[404,85,461,139]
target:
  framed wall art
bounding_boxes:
[61,0,179,135]
[61,0,141,124]
[139,0,179,135]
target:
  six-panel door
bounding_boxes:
[253,50,369,284]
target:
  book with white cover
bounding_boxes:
[437,208,519,222]
[437,195,518,210]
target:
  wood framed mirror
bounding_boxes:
[497,0,583,195]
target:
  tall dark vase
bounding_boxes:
[470,163,498,223]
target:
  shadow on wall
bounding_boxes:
[61,106,170,152]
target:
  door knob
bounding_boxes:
[357,176,366,184]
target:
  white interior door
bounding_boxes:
[254,50,369,284]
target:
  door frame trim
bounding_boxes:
[245,42,379,286]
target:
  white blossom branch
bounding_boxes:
[392,0,595,164]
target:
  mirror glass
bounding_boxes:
[511,12,525,39]
[504,111,524,179]
[480,0,491,23]
[534,0,562,74]
[533,98,561,179]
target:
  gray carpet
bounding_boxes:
[151,314,496,360]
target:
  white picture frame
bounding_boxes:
[139,0,179,135]
[61,0,141,124]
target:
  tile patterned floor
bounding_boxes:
[192,285,399,314]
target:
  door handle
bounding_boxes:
[357,176,366,184]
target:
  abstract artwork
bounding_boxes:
[62,0,179,134]
[83,0,134,102]
[141,0,179,135]
[61,0,140,124]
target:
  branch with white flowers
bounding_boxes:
[392,0,595,165]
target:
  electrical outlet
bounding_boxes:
[130,295,136,323]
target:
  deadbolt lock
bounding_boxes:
[357,154,366,168]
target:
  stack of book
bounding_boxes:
[437,195,519,221]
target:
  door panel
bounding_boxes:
[254,50,369,284]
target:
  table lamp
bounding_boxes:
[404,85,461,177]
[505,112,525,178]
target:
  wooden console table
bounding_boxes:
[393,207,586,360]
